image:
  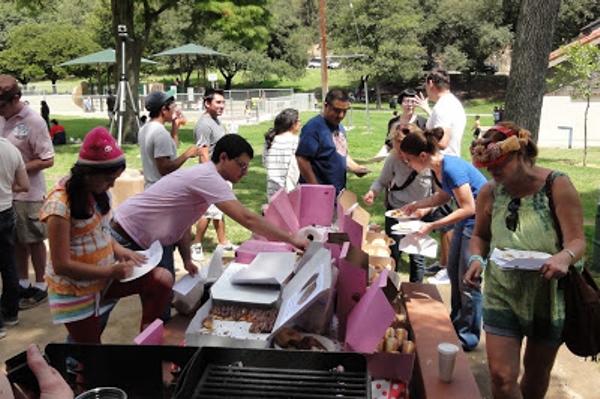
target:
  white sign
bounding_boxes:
[208,73,218,82]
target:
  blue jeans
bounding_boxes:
[447,223,482,351]
[385,214,425,283]
[0,207,19,325]
[109,225,175,322]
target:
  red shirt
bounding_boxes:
[49,124,65,139]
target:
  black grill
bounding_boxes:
[175,347,370,399]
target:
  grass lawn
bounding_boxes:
[49,106,600,277]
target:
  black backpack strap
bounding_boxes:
[390,170,418,191]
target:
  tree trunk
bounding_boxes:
[503,0,560,143]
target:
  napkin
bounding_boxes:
[398,234,438,258]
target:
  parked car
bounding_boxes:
[307,57,341,69]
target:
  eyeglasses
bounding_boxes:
[505,197,521,232]
[233,157,249,172]
[326,104,349,115]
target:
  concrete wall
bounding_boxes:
[539,95,600,148]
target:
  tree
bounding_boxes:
[548,42,600,166]
[328,0,425,108]
[503,0,561,142]
[0,22,100,90]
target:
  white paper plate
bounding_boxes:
[384,209,417,221]
[391,220,424,234]
[274,333,337,352]
[120,241,163,283]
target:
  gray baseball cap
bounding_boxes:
[145,89,176,112]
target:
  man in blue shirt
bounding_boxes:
[295,88,368,195]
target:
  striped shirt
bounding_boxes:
[262,133,299,199]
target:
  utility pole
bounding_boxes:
[319,0,328,104]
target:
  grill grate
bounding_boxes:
[175,347,370,399]
[197,364,368,398]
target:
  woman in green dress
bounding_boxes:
[465,122,585,399]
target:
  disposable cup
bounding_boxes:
[437,342,459,383]
[74,387,127,399]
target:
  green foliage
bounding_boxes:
[0,22,101,84]
[549,42,600,100]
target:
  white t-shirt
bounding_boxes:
[114,162,236,249]
[262,133,299,199]
[138,121,177,189]
[426,93,466,157]
[0,138,25,211]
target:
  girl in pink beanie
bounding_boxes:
[40,127,173,343]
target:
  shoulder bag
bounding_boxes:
[545,171,600,360]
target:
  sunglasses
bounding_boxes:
[505,198,521,232]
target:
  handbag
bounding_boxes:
[545,171,600,360]
[560,265,600,360]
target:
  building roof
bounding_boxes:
[548,20,600,68]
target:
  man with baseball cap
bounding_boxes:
[0,75,54,310]
[140,89,200,189]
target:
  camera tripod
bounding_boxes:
[109,26,140,145]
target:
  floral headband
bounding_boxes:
[470,125,527,168]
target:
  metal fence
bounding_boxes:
[22,87,315,126]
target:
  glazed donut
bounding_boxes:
[274,327,301,348]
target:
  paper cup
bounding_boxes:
[75,387,127,399]
[437,342,459,383]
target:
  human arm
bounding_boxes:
[465,182,494,288]
[414,92,431,116]
[363,154,395,206]
[198,146,210,163]
[25,157,54,173]
[176,230,199,276]
[169,117,180,146]
[296,155,318,185]
[46,215,134,280]
[154,146,200,176]
[539,174,586,280]
[216,199,309,250]
[346,155,370,177]
[12,167,29,193]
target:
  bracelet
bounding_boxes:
[564,248,576,261]
[468,254,487,271]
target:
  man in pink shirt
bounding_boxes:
[0,75,54,310]
[110,134,308,275]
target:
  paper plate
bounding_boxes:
[384,209,417,221]
[120,241,163,283]
[391,220,424,234]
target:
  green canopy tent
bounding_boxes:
[151,43,227,89]
[57,49,157,94]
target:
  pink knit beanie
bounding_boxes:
[77,127,125,168]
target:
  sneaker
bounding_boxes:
[19,286,48,310]
[217,241,238,252]
[191,243,204,261]
[424,262,443,276]
[3,316,18,327]
[0,326,6,339]
[427,268,450,285]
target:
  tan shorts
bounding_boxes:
[13,201,47,243]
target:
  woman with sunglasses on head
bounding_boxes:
[400,127,487,351]
[262,108,301,199]
[464,122,585,399]
[40,127,173,343]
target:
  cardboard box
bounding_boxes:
[235,239,294,264]
[186,246,336,347]
[110,168,144,209]
[343,270,415,382]
[337,190,370,247]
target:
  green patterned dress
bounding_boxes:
[483,171,580,343]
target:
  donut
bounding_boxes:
[274,327,301,348]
